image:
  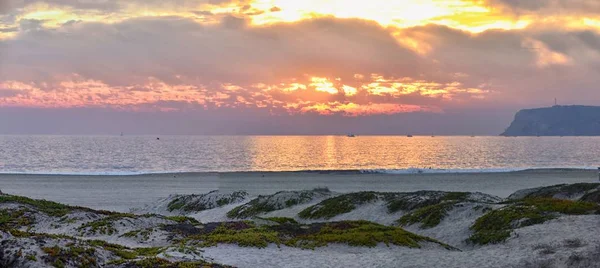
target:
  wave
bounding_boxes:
[360,167,599,174]
[0,170,192,176]
[0,167,596,176]
[359,168,528,174]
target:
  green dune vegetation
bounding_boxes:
[397,201,461,229]
[508,183,600,201]
[298,191,382,219]
[2,229,230,268]
[0,195,90,217]
[468,198,600,245]
[177,220,456,250]
[167,190,249,213]
[299,190,496,224]
[227,188,331,219]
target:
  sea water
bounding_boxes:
[0,135,598,174]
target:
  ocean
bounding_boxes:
[1,135,599,174]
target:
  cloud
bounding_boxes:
[2,14,600,115]
[1,0,243,13]
[191,10,213,16]
[0,0,116,15]
[0,0,19,14]
[0,26,17,32]
[0,16,421,87]
[485,0,600,15]
[1,1,600,134]
[410,24,600,106]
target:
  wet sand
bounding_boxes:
[0,169,596,212]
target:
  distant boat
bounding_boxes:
[346,134,356,137]
[407,135,413,137]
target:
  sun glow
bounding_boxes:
[5,0,598,42]
[310,77,338,94]
[6,0,536,35]
[342,85,358,96]
[246,0,529,33]
[299,102,433,116]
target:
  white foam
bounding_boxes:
[0,166,596,176]
[360,167,596,174]
[0,170,192,176]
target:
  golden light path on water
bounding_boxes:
[1,136,600,174]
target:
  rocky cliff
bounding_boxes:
[501,105,600,136]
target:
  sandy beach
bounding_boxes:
[0,169,596,211]
[3,171,600,267]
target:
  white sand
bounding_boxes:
[0,169,596,212]
[200,215,600,268]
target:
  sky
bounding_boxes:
[0,0,599,135]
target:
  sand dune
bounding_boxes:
[2,177,600,267]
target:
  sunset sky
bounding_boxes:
[1,0,599,134]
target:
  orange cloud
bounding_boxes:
[360,74,488,99]
[0,71,489,116]
[309,77,338,94]
[299,102,437,116]
[0,77,208,109]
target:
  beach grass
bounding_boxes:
[469,198,600,245]
[227,189,329,219]
[167,190,248,212]
[180,219,455,250]
[298,192,380,219]
[397,201,459,229]
[0,195,74,217]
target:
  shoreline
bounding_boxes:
[0,167,596,177]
